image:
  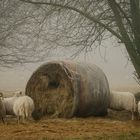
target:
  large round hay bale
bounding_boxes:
[25,60,110,119]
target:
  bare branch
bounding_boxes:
[20,0,123,41]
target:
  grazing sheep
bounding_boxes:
[13,96,34,123]
[3,91,23,116]
[110,91,137,120]
[138,101,140,119]
[0,92,6,123]
[134,92,140,104]
[3,96,19,116]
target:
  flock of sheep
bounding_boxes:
[110,91,139,120]
[0,91,34,124]
[0,90,140,124]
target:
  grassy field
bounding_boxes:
[0,110,140,140]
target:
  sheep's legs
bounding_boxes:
[1,118,5,124]
[17,116,20,124]
[132,111,134,121]
[22,117,25,124]
[20,115,26,124]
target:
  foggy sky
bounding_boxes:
[0,42,140,93]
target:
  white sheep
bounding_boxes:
[2,91,23,98]
[3,97,19,116]
[3,91,23,116]
[13,95,34,123]
[0,92,6,123]
[110,91,137,120]
[138,101,140,120]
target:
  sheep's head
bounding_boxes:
[14,91,23,97]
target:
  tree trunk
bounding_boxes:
[125,43,140,82]
[129,0,140,81]
[108,0,140,83]
[130,53,140,79]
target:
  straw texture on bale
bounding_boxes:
[25,60,110,119]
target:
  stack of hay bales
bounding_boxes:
[25,60,110,119]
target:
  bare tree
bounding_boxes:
[1,0,140,84]
[0,0,56,68]
[0,0,38,67]
[16,0,140,81]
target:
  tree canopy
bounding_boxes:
[1,0,140,83]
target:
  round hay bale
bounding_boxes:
[25,60,110,119]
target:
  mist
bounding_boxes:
[0,41,139,93]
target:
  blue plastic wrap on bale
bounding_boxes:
[25,60,110,119]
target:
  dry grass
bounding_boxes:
[1,84,140,140]
[0,111,140,140]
